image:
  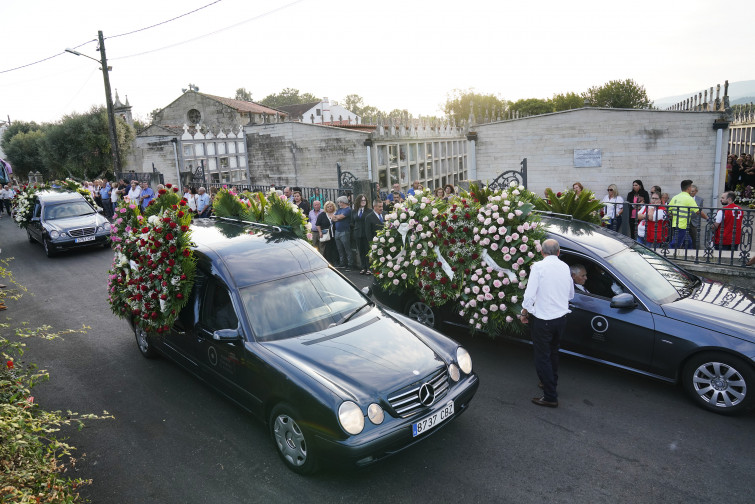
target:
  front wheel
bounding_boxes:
[682,352,755,415]
[43,239,55,258]
[134,325,158,358]
[405,299,439,328]
[270,404,318,474]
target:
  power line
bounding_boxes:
[113,0,306,60]
[0,0,224,74]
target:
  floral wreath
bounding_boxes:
[107,184,195,334]
[370,183,544,334]
[12,179,99,229]
[212,187,313,240]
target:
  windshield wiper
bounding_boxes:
[338,301,372,326]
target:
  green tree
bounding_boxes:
[443,89,507,124]
[235,87,253,101]
[3,129,46,180]
[582,79,652,109]
[551,92,584,111]
[260,88,319,108]
[508,98,553,116]
[1,120,43,152]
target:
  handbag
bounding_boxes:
[320,229,331,242]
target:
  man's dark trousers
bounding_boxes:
[532,314,567,403]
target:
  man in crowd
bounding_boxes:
[669,180,707,249]
[139,181,155,210]
[570,264,589,294]
[0,185,14,217]
[520,239,574,408]
[712,191,743,251]
[331,195,354,270]
[688,184,705,249]
[99,179,112,218]
[283,186,293,203]
[386,183,405,202]
[127,180,141,202]
[407,180,421,196]
[196,187,211,217]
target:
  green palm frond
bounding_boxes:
[534,189,603,223]
[212,188,247,218]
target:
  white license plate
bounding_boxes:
[75,235,95,243]
[412,400,454,437]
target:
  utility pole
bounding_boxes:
[98,30,121,173]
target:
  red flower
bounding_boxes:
[181,225,189,232]
[160,294,168,300]
[168,259,175,266]
[158,189,167,195]
[166,233,174,241]
[169,222,177,229]
[171,205,178,210]
[180,274,187,280]
[151,312,158,319]
[182,249,191,257]
[452,215,458,221]
[177,211,185,218]
[173,187,179,193]
[447,226,454,232]
[169,246,177,253]
[141,227,149,233]
[166,183,173,188]
[176,293,184,299]
[6,360,13,369]
[471,253,479,259]
[166,267,172,274]
[429,272,436,280]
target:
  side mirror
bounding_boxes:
[361,286,372,297]
[610,293,637,309]
[213,328,240,341]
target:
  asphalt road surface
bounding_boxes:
[1,216,753,504]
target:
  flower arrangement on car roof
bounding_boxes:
[369,182,545,335]
[211,186,313,240]
[11,179,99,230]
[107,184,195,334]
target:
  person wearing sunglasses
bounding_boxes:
[600,184,623,232]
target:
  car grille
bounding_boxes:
[388,368,450,418]
[69,227,96,238]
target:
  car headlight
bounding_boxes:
[448,363,460,382]
[100,222,111,232]
[338,401,364,435]
[50,230,60,239]
[457,347,472,375]
[367,403,384,425]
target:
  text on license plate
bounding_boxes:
[75,236,95,243]
[412,400,454,437]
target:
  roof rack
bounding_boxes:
[212,216,283,233]
[532,210,574,220]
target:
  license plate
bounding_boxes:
[412,400,454,437]
[75,235,95,243]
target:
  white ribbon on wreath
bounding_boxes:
[433,246,455,280]
[480,249,518,282]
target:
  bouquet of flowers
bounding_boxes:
[107,184,195,334]
[58,178,99,210]
[370,182,544,335]
[11,182,51,228]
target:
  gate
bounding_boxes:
[488,158,528,191]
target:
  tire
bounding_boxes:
[134,325,158,359]
[270,404,318,475]
[43,239,55,258]
[27,230,35,243]
[682,352,755,415]
[405,299,439,328]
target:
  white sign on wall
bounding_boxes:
[574,149,602,168]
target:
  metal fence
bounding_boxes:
[610,202,753,268]
[206,183,353,206]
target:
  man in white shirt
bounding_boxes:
[520,239,574,408]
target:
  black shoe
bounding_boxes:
[359,269,366,275]
[538,381,543,389]
[532,396,558,408]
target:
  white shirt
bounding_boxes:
[184,192,197,211]
[601,195,624,218]
[127,186,141,201]
[522,255,574,320]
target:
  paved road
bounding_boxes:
[1,216,753,504]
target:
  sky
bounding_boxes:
[1,0,752,125]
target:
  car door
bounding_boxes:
[29,200,43,242]
[561,255,656,372]
[193,276,263,409]
[163,268,209,373]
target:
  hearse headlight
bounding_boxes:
[99,222,112,232]
[457,347,472,375]
[50,230,60,239]
[367,403,384,425]
[448,363,460,382]
[338,401,364,435]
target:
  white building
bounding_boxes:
[278,97,360,126]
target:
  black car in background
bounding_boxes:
[375,216,755,415]
[26,190,111,257]
[130,218,479,473]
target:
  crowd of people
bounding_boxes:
[727,153,755,189]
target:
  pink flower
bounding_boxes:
[506,316,513,323]
[119,208,127,213]
[129,204,136,210]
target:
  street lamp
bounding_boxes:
[65,30,121,173]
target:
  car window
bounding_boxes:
[561,254,624,299]
[202,280,239,332]
[33,203,41,219]
[240,268,367,342]
[606,245,698,304]
[43,201,95,219]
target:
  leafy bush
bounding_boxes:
[533,188,604,224]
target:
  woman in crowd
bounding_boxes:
[434,187,444,199]
[443,184,455,200]
[183,186,197,212]
[644,192,668,247]
[601,183,624,232]
[650,185,662,197]
[743,153,755,187]
[316,200,339,264]
[293,190,310,215]
[660,192,670,204]
[626,180,650,239]
[572,182,584,196]
[351,194,373,274]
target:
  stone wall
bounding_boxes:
[132,136,178,186]
[245,122,369,187]
[473,108,728,205]
[153,92,245,132]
